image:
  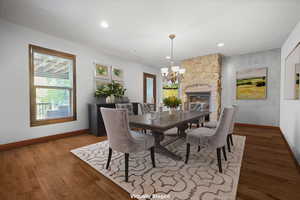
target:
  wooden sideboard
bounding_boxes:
[88,102,139,136]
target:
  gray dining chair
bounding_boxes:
[204,105,238,152]
[185,107,234,173]
[115,103,134,115]
[227,105,238,152]
[140,103,153,114]
[189,103,206,129]
[101,107,156,182]
[139,103,155,134]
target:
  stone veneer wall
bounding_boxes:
[180,54,222,121]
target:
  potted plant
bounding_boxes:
[163,96,182,114]
[95,81,126,103]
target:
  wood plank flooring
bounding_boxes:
[0,126,299,200]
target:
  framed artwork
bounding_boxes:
[95,63,111,80]
[95,79,110,89]
[285,42,300,100]
[112,66,124,81]
[236,67,267,100]
[295,63,300,99]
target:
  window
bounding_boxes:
[29,45,76,126]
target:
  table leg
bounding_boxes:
[152,131,182,161]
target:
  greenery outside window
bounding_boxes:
[29,45,77,126]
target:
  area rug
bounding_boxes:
[71,135,246,200]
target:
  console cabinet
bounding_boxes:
[88,103,139,136]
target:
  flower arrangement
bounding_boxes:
[163,96,182,108]
[95,81,126,98]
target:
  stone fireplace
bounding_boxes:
[180,54,222,121]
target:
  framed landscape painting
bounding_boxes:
[95,63,111,80]
[236,67,267,100]
[112,66,124,82]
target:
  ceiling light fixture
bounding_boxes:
[217,42,224,47]
[161,34,185,84]
[100,21,109,28]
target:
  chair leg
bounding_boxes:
[227,135,231,152]
[222,146,227,161]
[197,145,201,152]
[185,143,190,164]
[217,148,222,173]
[106,147,112,169]
[125,153,129,182]
[150,147,155,168]
[229,134,234,146]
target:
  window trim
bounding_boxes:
[29,44,77,127]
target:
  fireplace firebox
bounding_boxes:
[186,91,210,121]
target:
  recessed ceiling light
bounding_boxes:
[217,43,225,47]
[165,56,171,59]
[100,21,109,28]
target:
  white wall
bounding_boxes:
[280,21,300,164]
[222,49,281,126]
[0,19,161,144]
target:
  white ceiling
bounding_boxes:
[1,0,300,68]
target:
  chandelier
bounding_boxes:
[161,34,185,84]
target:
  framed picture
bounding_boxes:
[112,66,124,81]
[95,63,111,80]
[285,42,300,100]
[236,67,267,100]
[295,64,300,99]
[95,79,110,90]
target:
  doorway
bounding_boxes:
[143,73,157,108]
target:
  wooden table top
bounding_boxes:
[129,111,210,132]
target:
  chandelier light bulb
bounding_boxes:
[179,68,186,74]
[171,66,180,72]
[161,67,169,74]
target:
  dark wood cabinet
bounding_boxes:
[88,102,139,136]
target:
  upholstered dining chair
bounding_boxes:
[101,107,156,182]
[204,105,238,152]
[227,105,237,152]
[185,107,234,173]
[189,103,206,129]
[115,103,134,115]
[139,103,155,134]
[140,103,156,116]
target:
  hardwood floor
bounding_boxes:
[0,126,299,200]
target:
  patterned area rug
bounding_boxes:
[71,135,246,200]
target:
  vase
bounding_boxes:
[169,107,176,115]
[105,96,111,103]
[106,95,115,103]
[110,95,115,103]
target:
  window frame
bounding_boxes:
[29,44,77,127]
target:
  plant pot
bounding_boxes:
[95,97,106,104]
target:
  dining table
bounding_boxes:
[129,110,210,160]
